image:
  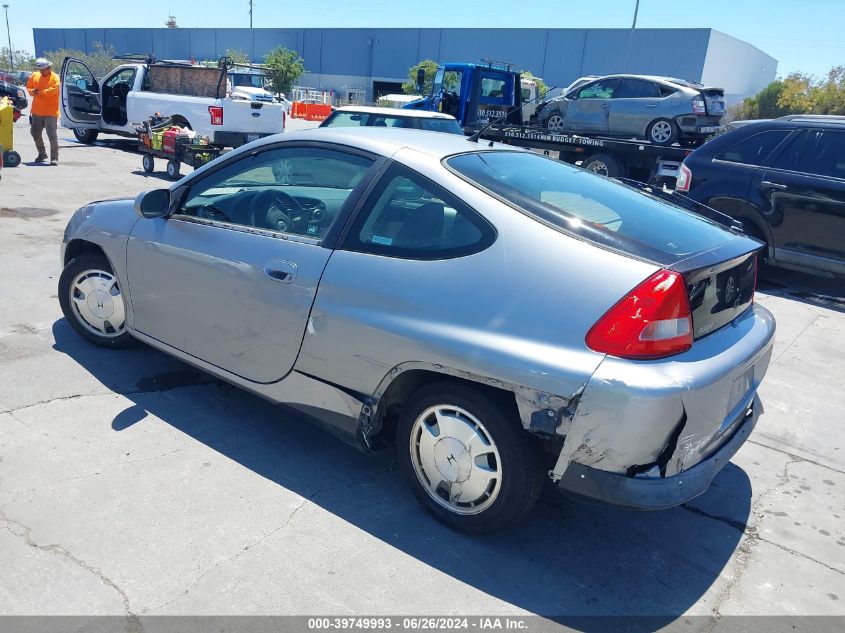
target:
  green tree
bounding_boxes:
[520,70,548,100]
[41,41,121,79]
[402,59,438,95]
[224,49,251,65]
[263,46,304,97]
[0,47,34,71]
[777,72,815,113]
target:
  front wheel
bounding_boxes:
[58,254,135,348]
[73,128,99,144]
[397,382,545,534]
[142,153,155,173]
[545,112,565,133]
[646,118,679,146]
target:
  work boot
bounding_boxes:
[34,154,47,163]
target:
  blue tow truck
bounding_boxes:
[404,60,691,186]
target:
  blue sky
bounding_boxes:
[4,0,844,78]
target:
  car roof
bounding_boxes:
[249,126,521,159]
[586,74,706,89]
[332,106,457,120]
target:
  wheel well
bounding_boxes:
[371,369,519,443]
[171,115,191,129]
[706,198,772,245]
[64,239,106,266]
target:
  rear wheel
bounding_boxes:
[582,153,624,178]
[73,128,99,144]
[58,254,134,348]
[2,149,20,167]
[142,153,155,173]
[647,118,678,146]
[166,159,181,179]
[397,382,545,534]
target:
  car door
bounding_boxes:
[126,143,377,383]
[608,78,661,137]
[564,78,618,134]
[59,58,101,129]
[753,129,845,274]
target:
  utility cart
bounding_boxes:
[136,117,223,179]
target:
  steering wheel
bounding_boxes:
[249,189,305,233]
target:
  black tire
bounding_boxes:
[646,118,679,146]
[3,150,21,168]
[142,153,155,173]
[582,153,624,178]
[73,128,99,144]
[397,381,545,534]
[166,159,181,180]
[544,110,565,133]
[58,253,135,349]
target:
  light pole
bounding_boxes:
[2,4,12,71]
[631,0,640,29]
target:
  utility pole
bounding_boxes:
[632,0,640,29]
[249,0,253,29]
[2,4,12,71]
[249,0,254,63]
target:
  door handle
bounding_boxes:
[761,181,788,190]
[645,104,657,108]
[601,103,609,109]
[263,260,297,283]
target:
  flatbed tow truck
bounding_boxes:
[478,124,693,186]
[405,61,696,187]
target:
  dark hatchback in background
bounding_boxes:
[677,115,845,277]
[0,79,28,111]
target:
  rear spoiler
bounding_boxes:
[616,179,742,232]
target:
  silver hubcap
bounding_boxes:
[70,269,126,338]
[547,114,565,132]
[409,404,502,515]
[651,121,673,143]
[586,160,609,175]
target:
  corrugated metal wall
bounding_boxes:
[33,27,776,101]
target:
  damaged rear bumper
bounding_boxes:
[556,394,760,510]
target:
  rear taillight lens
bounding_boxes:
[675,163,692,193]
[692,97,706,115]
[586,270,693,359]
[208,106,224,125]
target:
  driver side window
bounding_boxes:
[177,146,373,240]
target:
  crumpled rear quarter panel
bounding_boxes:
[558,303,776,476]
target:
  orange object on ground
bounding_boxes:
[26,70,60,118]
[305,103,332,121]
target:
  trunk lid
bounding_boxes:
[674,243,759,340]
[700,88,725,117]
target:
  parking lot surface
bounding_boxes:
[1,118,843,626]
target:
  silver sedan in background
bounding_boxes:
[536,74,726,146]
[59,128,774,533]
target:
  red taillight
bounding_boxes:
[282,107,286,128]
[586,270,693,359]
[208,106,223,125]
[675,163,692,193]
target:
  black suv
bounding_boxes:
[676,115,845,277]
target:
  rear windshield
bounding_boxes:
[446,151,734,264]
[324,112,462,135]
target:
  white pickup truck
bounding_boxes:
[60,57,286,147]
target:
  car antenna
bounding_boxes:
[467,84,556,144]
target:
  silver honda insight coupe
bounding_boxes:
[60,127,775,533]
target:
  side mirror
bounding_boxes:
[416,68,426,94]
[134,189,171,219]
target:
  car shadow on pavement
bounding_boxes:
[758,266,845,314]
[52,319,750,628]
